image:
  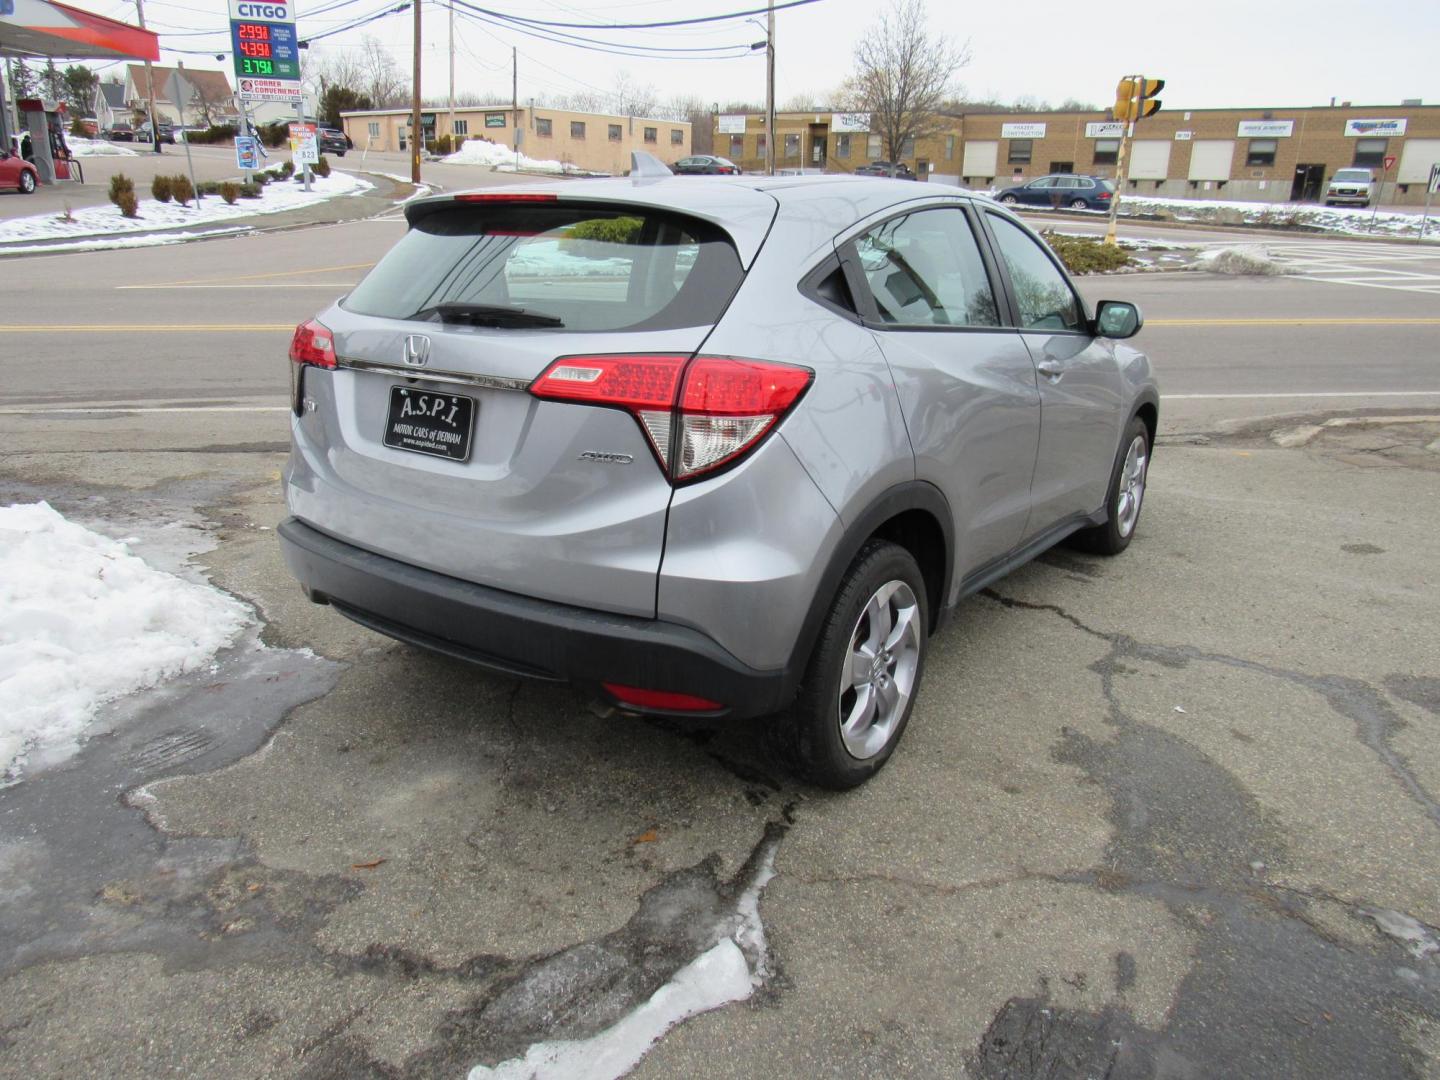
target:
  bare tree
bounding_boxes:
[611,71,656,118]
[782,92,822,111]
[359,37,406,108]
[849,0,969,168]
[309,48,368,99]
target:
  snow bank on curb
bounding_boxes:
[442,139,587,174]
[0,502,249,782]
[66,137,139,157]
[1194,246,1293,275]
[1117,194,1436,241]
[0,170,372,245]
[0,225,252,256]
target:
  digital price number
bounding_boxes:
[230,20,299,80]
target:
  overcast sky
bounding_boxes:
[65,0,1438,114]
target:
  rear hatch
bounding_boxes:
[289,192,762,617]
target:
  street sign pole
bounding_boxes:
[1420,163,1440,244]
[168,66,202,201]
[1370,155,1397,234]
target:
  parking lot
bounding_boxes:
[1,212,1437,1078]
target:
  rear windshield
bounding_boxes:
[343,203,744,333]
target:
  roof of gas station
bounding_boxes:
[0,0,159,62]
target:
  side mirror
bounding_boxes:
[1093,299,1143,340]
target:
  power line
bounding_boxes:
[450,3,757,60]
[472,0,821,31]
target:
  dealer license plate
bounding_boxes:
[382,386,475,462]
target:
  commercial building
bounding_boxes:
[341,105,690,174]
[715,102,1440,205]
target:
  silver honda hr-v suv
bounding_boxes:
[279,171,1158,788]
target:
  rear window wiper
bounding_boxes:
[411,302,564,328]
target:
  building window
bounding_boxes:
[1007,139,1032,164]
[867,134,882,159]
[485,112,506,128]
[1353,138,1386,167]
[571,121,586,139]
[536,117,552,137]
[835,133,851,159]
[784,133,800,158]
[729,134,743,157]
[367,121,380,138]
[1093,138,1119,165]
[644,126,657,143]
[1049,160,1074,174]
[670,128,683,145]
[452,119,468,135]
[1246,139,1277,167]
[900,136,915,158]
[757,133,766,156]
[944,135,955,161]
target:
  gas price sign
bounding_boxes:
[228,0,302,100]
[229,20,299,80]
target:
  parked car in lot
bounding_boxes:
[996,174,1115,210]
[1324,167,1375,207]
[672,154,739,175]
[136,122,175,144]
[106,123,135,141]
[854,160,916,179]
[0,146,39,193]
[317,126,351,156]
[279,170,1157,788]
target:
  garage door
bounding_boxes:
[1130,140,1171,181]
[1188,140,1234,182]
[1398,139,1440,184]
[963,141,998,178]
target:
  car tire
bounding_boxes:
[1070,198,1088,209]
[19,170,36,194]
[779,540,929,789]
[1070,416,1150,556]
[1000,194,1019,205]
[336,151,346,157]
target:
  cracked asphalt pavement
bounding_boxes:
[1,222,1438,1078]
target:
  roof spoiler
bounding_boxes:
[630,150,673,182]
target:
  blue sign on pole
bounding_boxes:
[235,135,261,171]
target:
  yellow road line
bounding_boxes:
[1149,317,1440,326]
[7,324,293,332]
[120,261,375,288]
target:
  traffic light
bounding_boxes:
[1114,77,1163,121]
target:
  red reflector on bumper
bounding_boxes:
[603,683,723,712]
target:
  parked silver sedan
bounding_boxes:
[280,167,1158,788]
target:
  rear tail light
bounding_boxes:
[454,192,558,203]
[530,354,812,483]
[1097,191,1113,200]
[289,318,336,369]
[288,318,334,415]
[603,683,723,713]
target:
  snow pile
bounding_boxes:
[1117,194,1437,242]
[0,170,372,247]
[65,137,139,157]
[442,138,590,175]
[1194,246,1293,276]
[0,502,249,782]
[507,238,631,278]
[468,840,779,1080]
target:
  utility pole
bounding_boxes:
[133,0,162,154]
[512,47,518,170]
[765,0,775,176]
[410,0,422,182]
[447,0,456,146]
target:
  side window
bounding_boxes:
[853,208,999,328]
[985,214,1084,332]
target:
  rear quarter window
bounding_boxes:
[344,203,743,333]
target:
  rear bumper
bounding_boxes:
[277,517,794,719]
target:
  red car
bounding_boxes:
[1,146,39,194]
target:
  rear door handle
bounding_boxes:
[1036,360,1064,380]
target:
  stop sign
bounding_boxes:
[1383,155,1397,170]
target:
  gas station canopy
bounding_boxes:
[0,0,160,62]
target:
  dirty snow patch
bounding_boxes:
[65,137,140,157]
[0,170,371,246]
[442,139,593,175]
[1194,246,1292,276]
[1366,908,1440,960]
[0,501,250,782]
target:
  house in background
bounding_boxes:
[93,81,127,130]
[123,64,239,127]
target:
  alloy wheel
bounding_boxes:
[1116,434,1148,537]
[837,579,921,760]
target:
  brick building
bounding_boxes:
[715,103,1440,205]
[342,105,690,175]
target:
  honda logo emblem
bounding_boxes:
[402,335,431,367]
